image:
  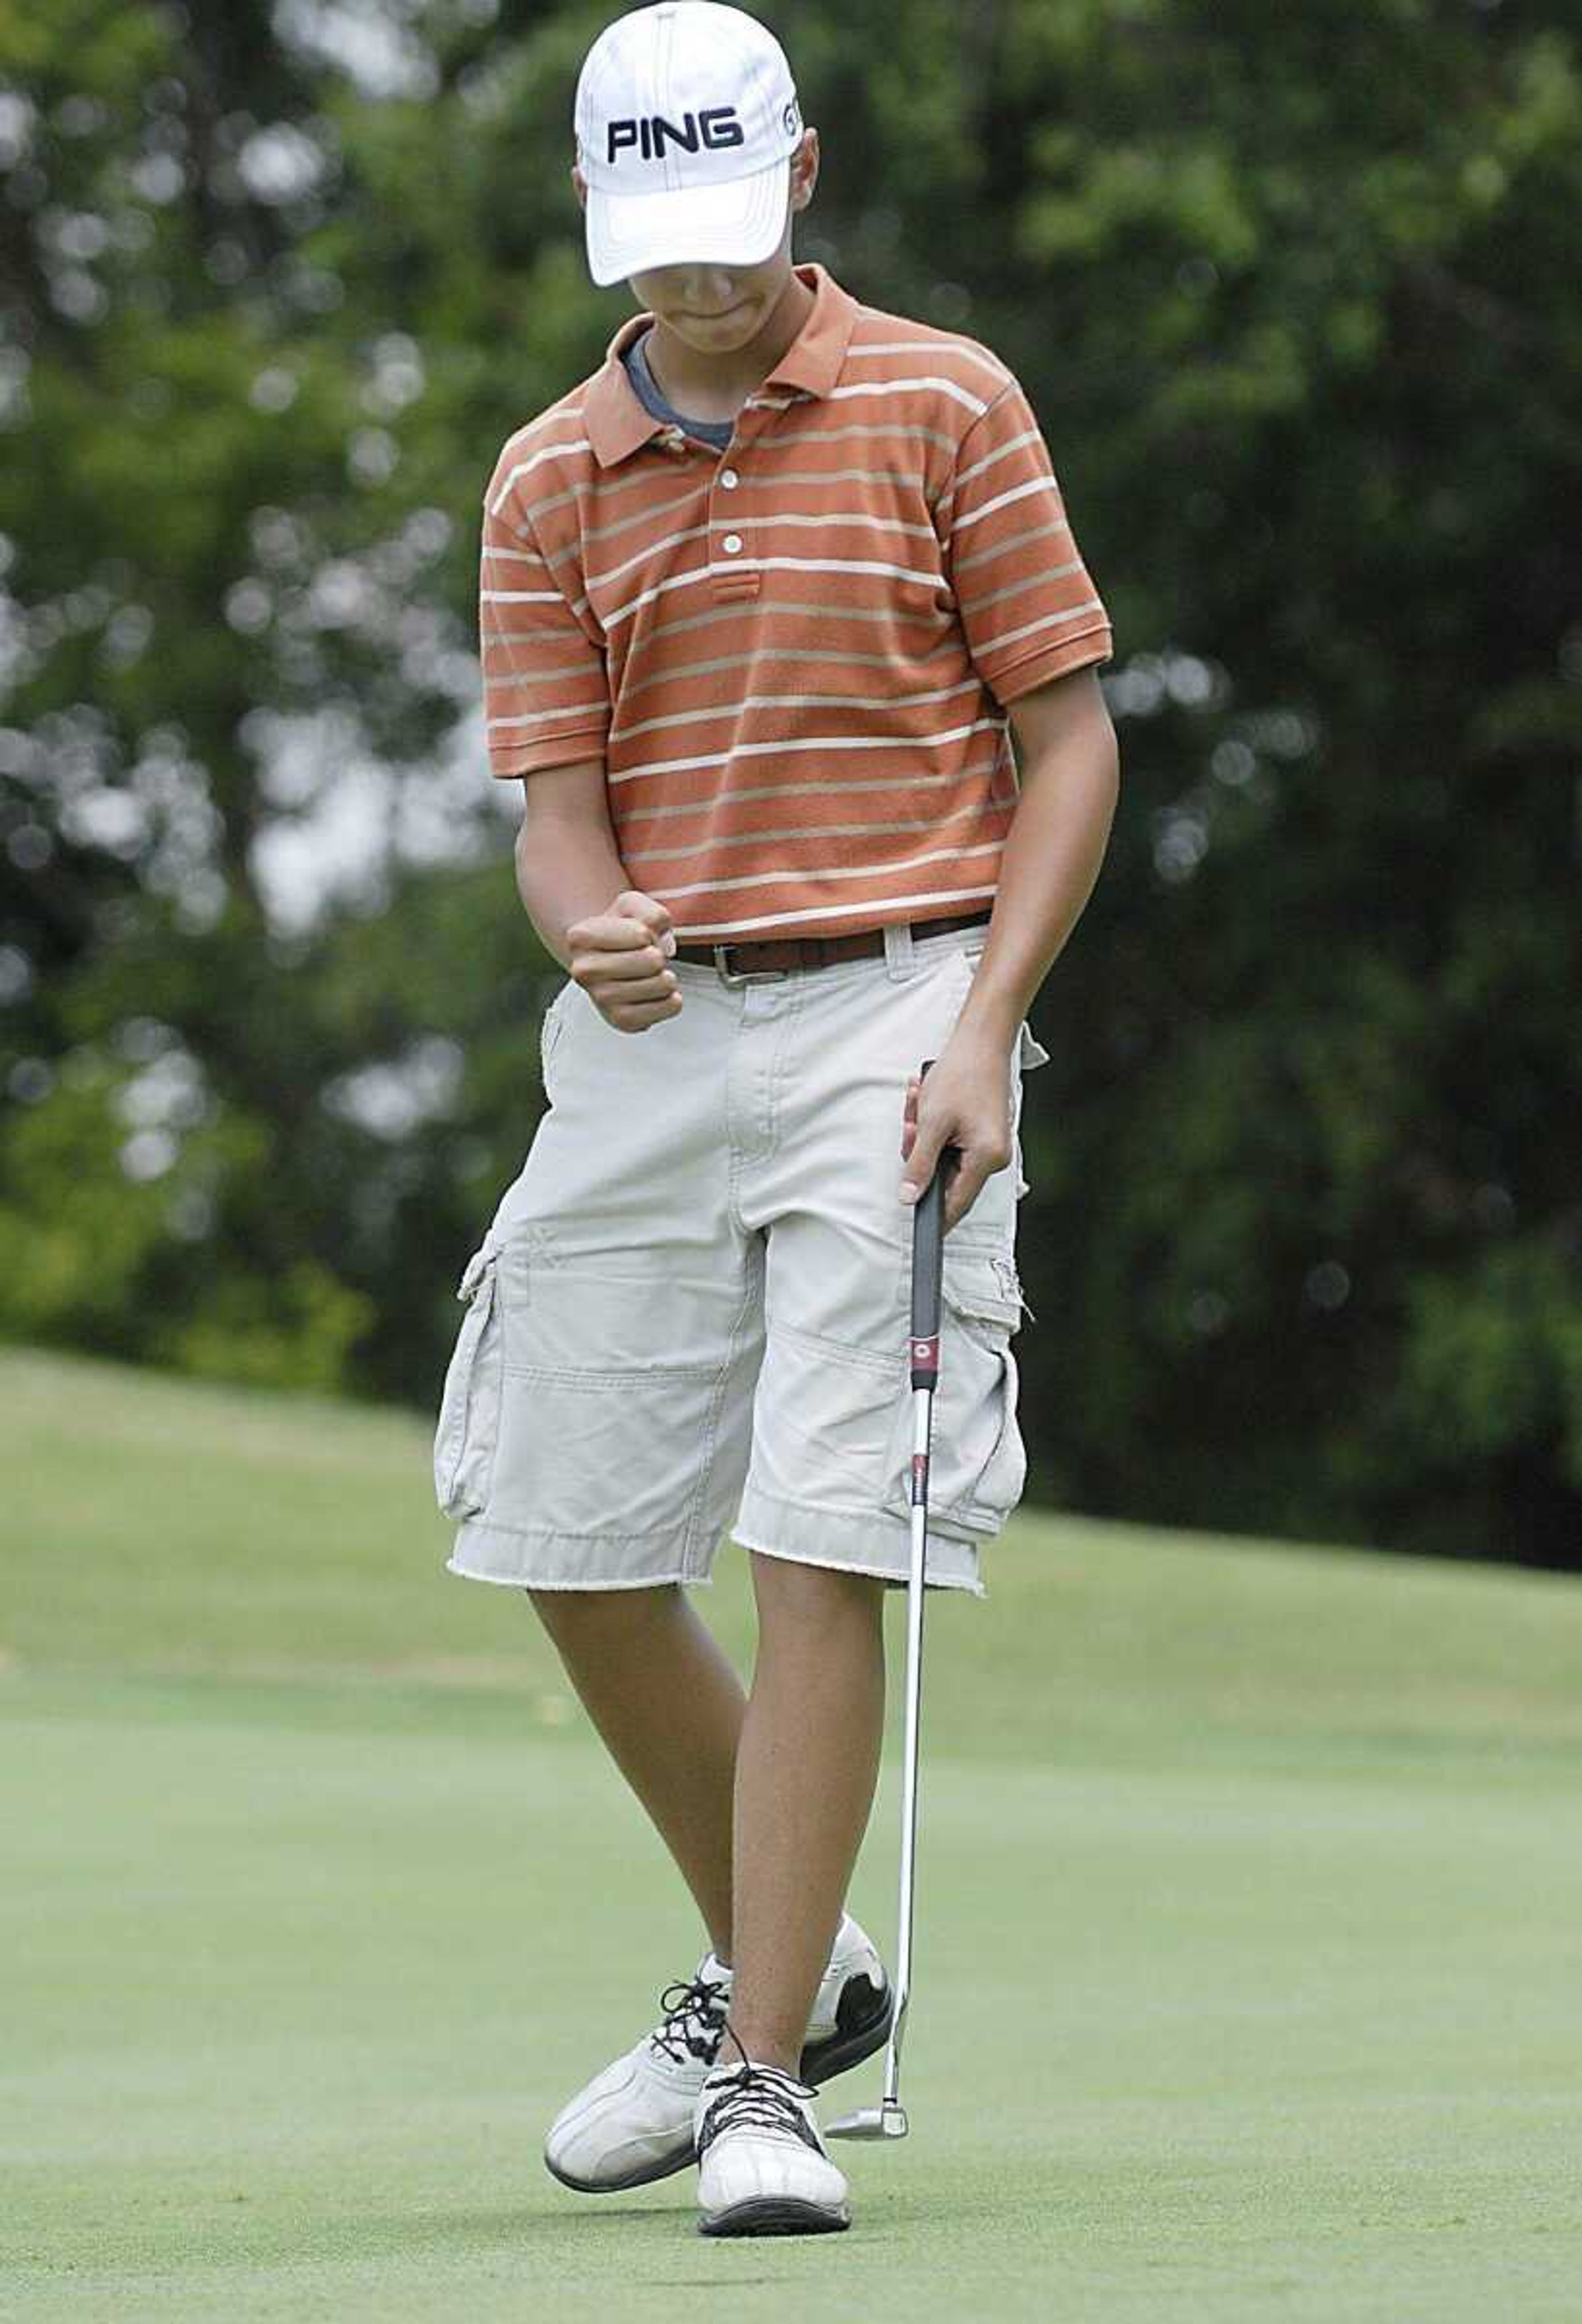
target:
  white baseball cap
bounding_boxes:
[574,2,804,288]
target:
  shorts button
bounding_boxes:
[721,468,740,487]
[721,532,743,554]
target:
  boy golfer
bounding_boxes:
[433,0,1119,2237]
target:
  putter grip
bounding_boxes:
[910,1058,957,1363]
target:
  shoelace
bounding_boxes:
[695,2059,823,2159]
[648,1971,730,2066]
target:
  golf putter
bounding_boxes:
[827,1056,959,2144]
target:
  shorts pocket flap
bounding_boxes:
[943,1249,1026,1332]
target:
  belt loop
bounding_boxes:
[885,920,916,983]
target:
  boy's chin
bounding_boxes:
[673,291,760,326]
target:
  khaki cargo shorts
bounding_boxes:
[432,915,1050,1600]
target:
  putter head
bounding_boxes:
[824,2099,909,2141]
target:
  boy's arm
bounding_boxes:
[479,468,610,784]
[951,665,1119,1051]
[900,666,1119,1230]
[474,462,635,971]
[513,760,631,972]
[899,375,1119,1228]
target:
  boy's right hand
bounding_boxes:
[565,889,684,1035]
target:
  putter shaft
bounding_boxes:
[828,1076,953,2141]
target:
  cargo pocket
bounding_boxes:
[1014,1021,1048,1199]
[432,1234,505,1522]
[880,1248,1029,1537]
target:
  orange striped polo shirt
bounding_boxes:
[479,260,1113,940]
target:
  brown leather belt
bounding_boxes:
[671,907,993,984]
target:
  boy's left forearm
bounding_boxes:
[953,672,1121,1047]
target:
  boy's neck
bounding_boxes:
[641,264,816,425]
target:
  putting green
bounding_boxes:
[3,1346,1581,2320]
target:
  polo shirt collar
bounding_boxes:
[583,261,858,470]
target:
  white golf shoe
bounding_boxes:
[543,1912,890,2195]
[694,2059,850,2236]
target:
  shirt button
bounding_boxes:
[721,468,740,488]
[721,532,743,555]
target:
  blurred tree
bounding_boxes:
[0,0,1577,1564]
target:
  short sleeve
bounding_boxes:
[478,465,611,780]
[942,373,1114,705]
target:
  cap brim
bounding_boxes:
[585,154,790,288]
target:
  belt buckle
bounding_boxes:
[712,941,791,987]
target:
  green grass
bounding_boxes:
[4,1342,1582,2320]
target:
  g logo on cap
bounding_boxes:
[783,98,800,136]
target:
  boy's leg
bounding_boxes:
[723,1551,887,2070]
[528,1582,745,1961]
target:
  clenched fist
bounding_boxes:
[565,889,684,1034]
